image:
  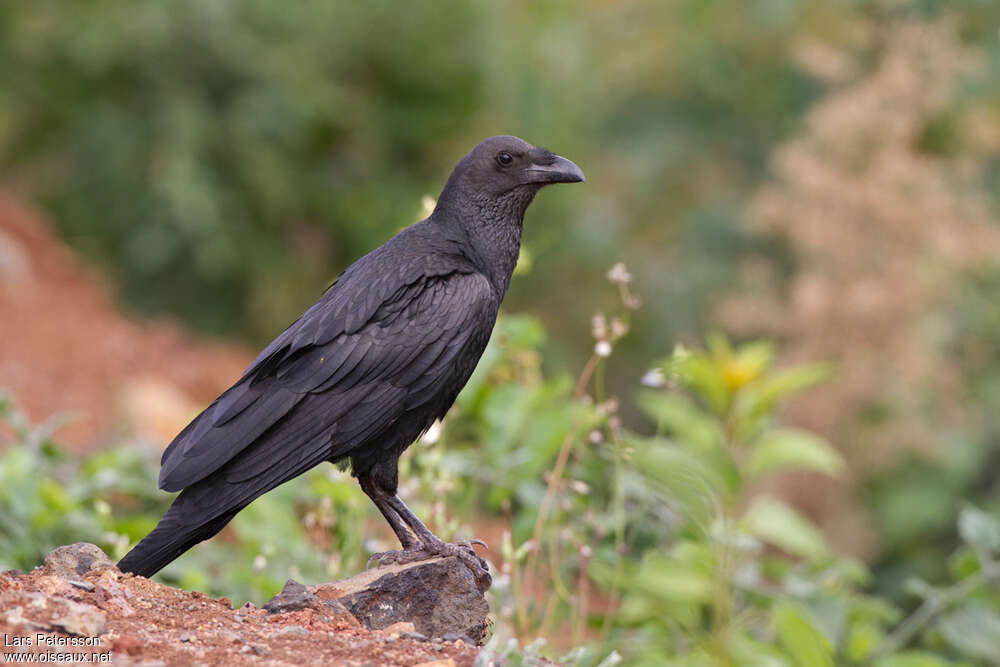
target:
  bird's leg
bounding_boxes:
[385,493,490,581]
[358,471,491,590]
[358,476,420,552]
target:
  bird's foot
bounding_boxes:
[367,538,491,590]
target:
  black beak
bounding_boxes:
[525,155,586,184]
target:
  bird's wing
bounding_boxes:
[157,269,495,492]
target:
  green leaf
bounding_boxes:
[731,362,833,441]
[706,330,734,361]
[727,631,792,667]
[937,602,1000,662]
[663,347,730,414]
[746,429,845,480]
[773,602,834,667]
[635,391,724,453]
[957,504,1000,553]
[733,340,776,381]
[948,545,981,580]
[743,498,828,562]
[634,552,713,603]
[752,362,834,406]
[845,621,884,662]
[630,437,722,530]
[873,652,961,667]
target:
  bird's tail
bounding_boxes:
[117,494,244,578]
[118,429,335,578]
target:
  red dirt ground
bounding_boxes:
[0,565,479,666]
[0,191,253,450]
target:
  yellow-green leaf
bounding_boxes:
[746,429,845,480]
[743,498,828,562]
[774,602,834,667]
[635,391,724,453]
[753,362,834,407]
[634,552,713,603]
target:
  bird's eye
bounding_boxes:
[496,152,513,167]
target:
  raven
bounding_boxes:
[117,135,584,587]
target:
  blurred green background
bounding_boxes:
[3,0,1000,664]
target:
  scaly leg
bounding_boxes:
[358,472,491,590]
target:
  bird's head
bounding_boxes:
[437,135,585,207]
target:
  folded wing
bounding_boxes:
[158,269,495,492]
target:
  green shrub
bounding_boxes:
[4,312,1000,664]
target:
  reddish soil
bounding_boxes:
[0,191,253,450]
[0,565,478,666]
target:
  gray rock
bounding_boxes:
[262,578,360,629]
[311,556,490,644]
[52,599,107,636]
[263,579,318,614]
[44,543,113,578]
[269,625,310,638]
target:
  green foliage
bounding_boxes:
[596,335,1000,665]
[5,306,1000,664]
[0,394,152,572]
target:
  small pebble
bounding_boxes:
[269,625,309,639]
[402,631,429,642]
[69,580,95,592]
[179,633,190,643]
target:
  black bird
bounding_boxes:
[117,135,584,587]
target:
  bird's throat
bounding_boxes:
[462,189,535,296]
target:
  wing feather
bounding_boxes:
[158,265,495,492]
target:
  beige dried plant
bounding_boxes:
[714,18,1000,556]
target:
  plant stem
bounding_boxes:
[869,567,1000,662]
[523,354,600,637]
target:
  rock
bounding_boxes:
[441,632,477,645]
[94,571,136,617]
[44,543,113,577]
[52,599,107,636]
[319,597,363,628]
[263,579,361,629]
[309,556,490,644]
[413,660,456,667]
[263,579,317,614]
[269,625,310,638]
[5,605,26,628]
[381,621,415,637]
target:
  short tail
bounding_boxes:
[117,495,243,578]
